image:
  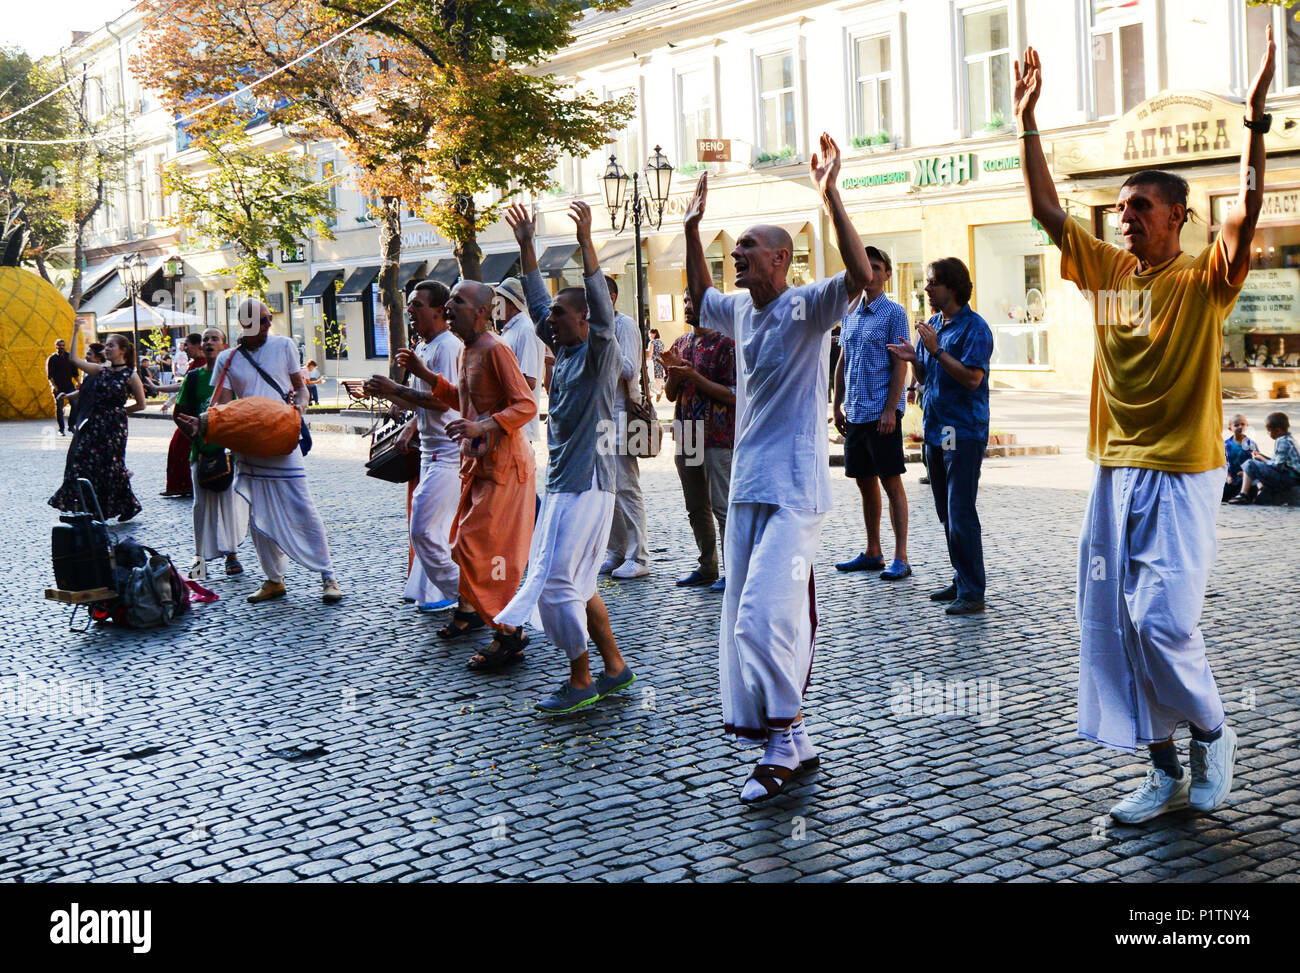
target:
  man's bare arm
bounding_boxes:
[1221,25,1275,280]
[1014,47,1066,245]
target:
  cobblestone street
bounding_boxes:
[3,412,1298,883]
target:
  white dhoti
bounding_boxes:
[190,460,250,559]
[720,502,826,740]
[496,475,615,660]
[406,453,461,603]
[1077,464,1225,751]
[235,457,335,582]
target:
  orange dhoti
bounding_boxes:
[430,335,537,629]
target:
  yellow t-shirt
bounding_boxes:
[1059,217,1246,473]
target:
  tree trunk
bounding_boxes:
[453,193,482,281]
[34,253,50,282]
[378,195,406,380]
[68,228,86,311]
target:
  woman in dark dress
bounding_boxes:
[49,332,146,522]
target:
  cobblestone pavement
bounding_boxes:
[3,415,1298,884]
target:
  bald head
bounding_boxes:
[447,279,496,341]
[750,224,794,257]
[236,298,272,340]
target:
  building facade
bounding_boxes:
[59,0,1300,394]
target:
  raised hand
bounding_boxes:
[567,199,594,243]
[683,172,707,229]
[809,132,843,196]
[504,203,534,246]
[1013,46,1042,122]
[1248,24,1276,116]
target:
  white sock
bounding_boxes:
[740,727,799,801]
[790,719,816,764]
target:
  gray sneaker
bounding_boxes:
[594,666,636,700]
[535,681,600,715]
[1110,768,1190,824]
[1188,724,1237,812]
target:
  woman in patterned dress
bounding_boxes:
[49,332,146,522]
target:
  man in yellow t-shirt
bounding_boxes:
[1014,31,1275,824]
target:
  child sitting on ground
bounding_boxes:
[1223,413,1259,502]
[1231,411,1300,505]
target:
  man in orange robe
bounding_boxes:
[388,280,537,670]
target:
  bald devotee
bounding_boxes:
[1015,31,1274,823]
[684,133,872,803]
[177,300,341,603]
[393,278,537,671]
[495,200,635,714]
[365,279,463,613]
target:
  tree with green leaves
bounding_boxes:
[134,0,630,377]
[162,128,336,296]
[0,48,72,282]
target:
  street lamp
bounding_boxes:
[119,251,146,362]
[602,144,673,355]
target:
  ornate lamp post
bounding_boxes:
[602,144,673,353]
[119,251,147,356]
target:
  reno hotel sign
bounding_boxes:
[1053,89,1300,176]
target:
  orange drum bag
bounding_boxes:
[201,397,300,457]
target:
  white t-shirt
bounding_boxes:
[411,329,462,460]
[699,273,857,514]
[213,334,304,472]
[499,310,545,442]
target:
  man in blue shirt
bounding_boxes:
[833,246,912,580]
[888,257,993,615]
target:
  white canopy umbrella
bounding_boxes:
[96,302,207,332]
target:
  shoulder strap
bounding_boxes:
[238,344,288,401]
[210,351,235,403]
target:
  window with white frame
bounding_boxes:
[321,159,338,228]
[607,86,641,173]
[1245,2,1300,91]
[852,33,893,144]
[1090,0,1146,118]
[757,51,797,158]
[962,5,1011,134]
[547,154,581,195]
[678,68,714,166]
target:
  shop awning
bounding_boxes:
[68,258,120,300]
[337,264,380,303]
[396,260,427,293]
[79,272,127,318]
[537,244,579,278]
[426,257,460,286]
[480,251,521,284]
[596,237,637,276]
[298,269,343,304]
[657,228,722,271]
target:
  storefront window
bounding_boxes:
[371,289,389,359]
[789,228,812,286]
[706,239,726,290]
[974,222,1052,367]
[287,280,307,350]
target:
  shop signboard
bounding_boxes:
[1054,90,1300,176]
[1227,267,1300,333]
[1212,186,1300,229]
[697,139,731,162]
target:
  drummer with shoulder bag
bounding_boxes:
[174,299,343,605]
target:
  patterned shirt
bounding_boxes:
[669,328,736,450]
[1271,432,1300,480]
[840,292,910,423]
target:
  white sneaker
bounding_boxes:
[1189,724,1237,812]
[611,560,650,580]
[187,556,207,581]
[598,553,621,575]
[321,578,343,603]
[1110,768,1190,824]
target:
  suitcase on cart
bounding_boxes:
[51,478,114,592]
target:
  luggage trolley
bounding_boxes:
[45,478,119,631]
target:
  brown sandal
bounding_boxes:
[739,763,796,804]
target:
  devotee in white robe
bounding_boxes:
[495,200,636,715]
[683,134,872,803]
[1014,38,1272,822]
[200,300,341,604]
[370,279,464,611]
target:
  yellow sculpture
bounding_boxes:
[0,221,75,421]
